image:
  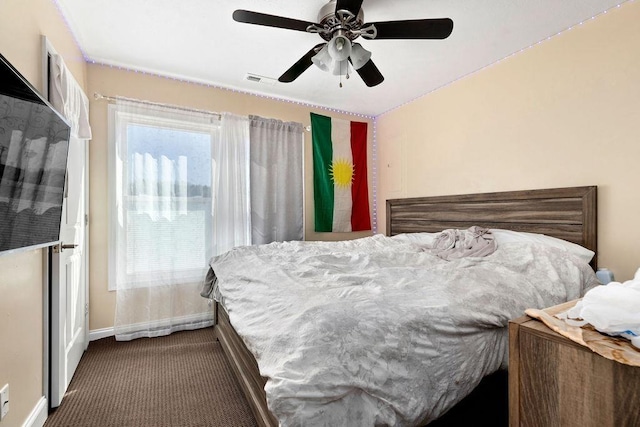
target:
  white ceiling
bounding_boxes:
[54,0,626,117]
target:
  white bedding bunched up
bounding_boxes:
[207,233,598,426]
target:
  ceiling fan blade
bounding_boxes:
[335,0,364,16]
[366,18,454,39]
[233,10,315,32]
[279,44,326,83]
[353,59,384,87]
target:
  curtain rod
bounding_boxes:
[93,93,311,131]
[93,92,222,120]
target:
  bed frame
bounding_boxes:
[215,185,597,427]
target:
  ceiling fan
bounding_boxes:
[233,0,453,87]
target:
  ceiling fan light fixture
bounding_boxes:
[327,34,352,62]
[311,45,332,71]
[350,43,371,70]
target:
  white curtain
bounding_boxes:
[212,113,252,255]
[249,116,304,244]
[111,100,250,340]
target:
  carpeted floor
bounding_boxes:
[44,327,257,427]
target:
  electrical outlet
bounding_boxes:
[0,384,8,420]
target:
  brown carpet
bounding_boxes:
[44,327,257,427]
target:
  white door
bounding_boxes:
[50,135,89,407]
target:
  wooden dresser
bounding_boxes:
[509,314,640,427]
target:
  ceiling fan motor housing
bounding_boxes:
[316,0,365,41]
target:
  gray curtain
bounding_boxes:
[249,116,304,244]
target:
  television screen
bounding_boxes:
[0,53,71,254]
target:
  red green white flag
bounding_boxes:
[311,113,371,232]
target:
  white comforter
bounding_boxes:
[209,234,598,426]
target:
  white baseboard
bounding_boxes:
[22,396,47,427]
[89,327,115,341]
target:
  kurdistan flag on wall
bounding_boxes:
[311,113,371,232]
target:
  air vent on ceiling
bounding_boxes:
[245,73,277,86]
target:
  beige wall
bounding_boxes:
[0,251,43,427]
[0,0,87,425]
[86,65,375,330]
[376,1,640,281]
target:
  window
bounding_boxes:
[108,102,222,290]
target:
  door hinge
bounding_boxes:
[85,214,89,226]
[85,302,89,316]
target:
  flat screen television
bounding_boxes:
[0,52,71,255]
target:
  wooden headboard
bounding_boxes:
[386,186,597,268]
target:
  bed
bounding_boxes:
[207,185,598,426]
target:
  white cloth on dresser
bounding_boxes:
[567,267,640,348]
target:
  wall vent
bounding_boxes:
[245,73,277,86]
